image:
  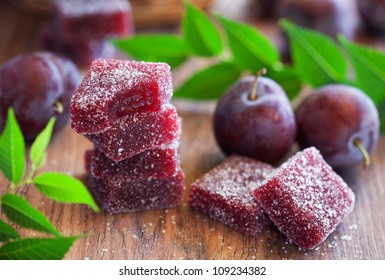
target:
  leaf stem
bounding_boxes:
[353,138,370,168]
[249,68,267,100]
[53,100,63,114]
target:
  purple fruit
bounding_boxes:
[0,52,80,140]
[213,69,296,164]
[253,0,281,18]
[357,0,385,36]
[277,0,360,39]
[295,84,380,168]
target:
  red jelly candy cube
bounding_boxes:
[85,104,181,161]
[189,155,273,235]
[53,0,134,39]
[39,24,115,67]
[89,141,180,180]
[70,59,173,134]
[253,147,355,250]
[87,170,185,214]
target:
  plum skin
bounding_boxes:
[0,52,80,140]
[295,84,380,168]
[276,0,360,40]
[357,0,385,35]
[213,76,296,164]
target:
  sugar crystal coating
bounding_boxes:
[85,104,181,161]
[253,147,355,250]
[189,155,273,235]
[89,141,180,180]
[70,59,173,134]
[87,170,185,214]
[40,0,133,66]
[53,0,133,38]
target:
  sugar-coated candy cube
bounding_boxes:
[85,104,181,161]
[87,170,185,214]
[253,147,355,250]
[39,24,115,67]
[53,0,134,39]
[89,141,180,180]
[70,59,173,134]
[189,155,273,235]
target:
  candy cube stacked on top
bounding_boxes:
[71,59,185,214]
[39,0,134,66]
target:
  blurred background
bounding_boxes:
[2,0,385,67]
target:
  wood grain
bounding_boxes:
[1,0,385,260]
[5,0,213,27]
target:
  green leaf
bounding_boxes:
[267,66,302,100]
[33,172,99,212]
[111,34,190,68]
[174,62,241,100]
[182,1,223,56]
[216,14,280,72]
[339,37,385,104]
[377,100,385,134]
[0,220,20,242]
[0,108,25,183]
[281,20,347,87]
[30,117,55,170]
[0,236,78,260]
[1,194,60,236]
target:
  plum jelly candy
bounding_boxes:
[86,104,181,161]
[253,147,355,250]
[87,170,185,214]
[189,155,273,235]
[53,0,133,38]
[90,140,180,180]
[70,59,173,134]
[39,24,115,67]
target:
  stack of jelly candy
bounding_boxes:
[39,0,134,66]
[71,59,185,214]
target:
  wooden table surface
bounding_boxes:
[1,0,385,260]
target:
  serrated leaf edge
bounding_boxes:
[33,173,100,212]
[216,14,279,67]
[282,20,345,84]
[1,194,61,237]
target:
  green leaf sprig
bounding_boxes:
[112,1,385,133]
[0,109,99,260]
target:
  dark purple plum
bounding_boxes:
[277,0,360,39]
[296,84,379,168]
[0,52,81,140]
[213,70,296,164]
[253,0,281,18]
[357,0,385,36]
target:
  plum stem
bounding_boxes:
[353,138,370,168]
[53,100,64,114]
[249,68,267,101]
